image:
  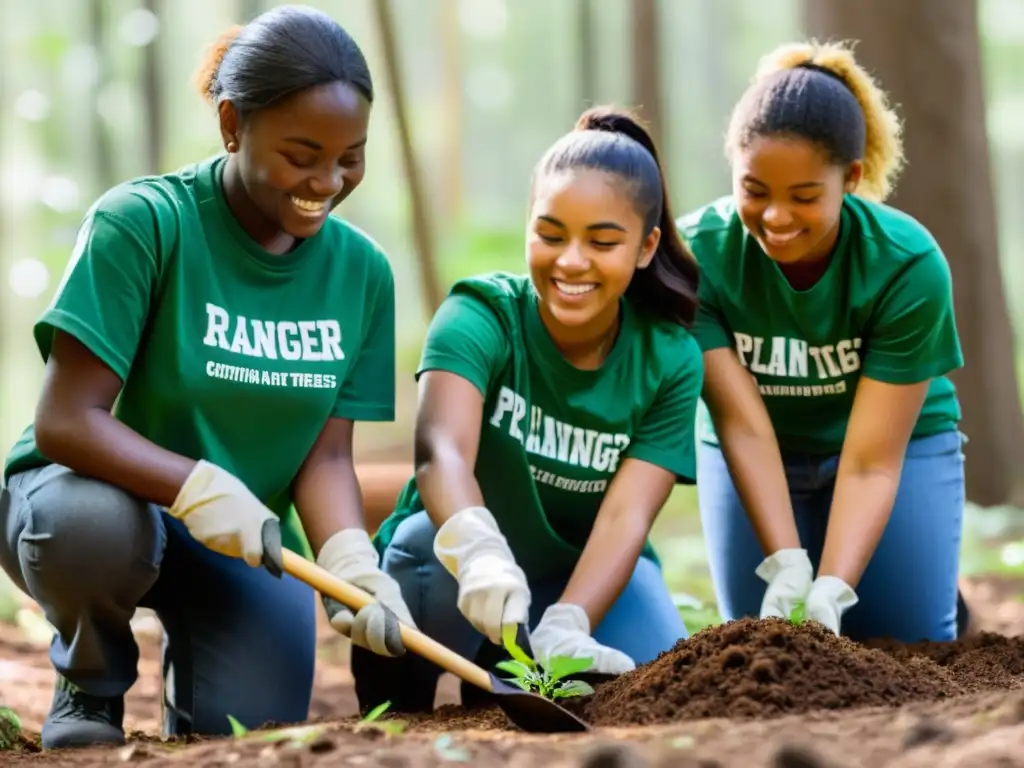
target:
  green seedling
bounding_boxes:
[226,714,248,738]
[789,600,806,625]
[354,700,406,735]
[226,714,333,746]
[495,625,596,700]
[0,707,21,751]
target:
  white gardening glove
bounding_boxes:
[756,548,813,621]
[316,529,417,657]
[433,506,531,645]
[531,603,634,675]
[804,575,859,635]
[168,460,282,574]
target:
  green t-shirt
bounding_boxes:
[679,194,963,455]
[373,272,704,581]
[4,155,396,555]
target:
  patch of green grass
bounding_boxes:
[0,708,21,751]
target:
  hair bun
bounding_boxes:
[575,106,659,160]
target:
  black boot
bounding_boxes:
[41,675,125,750]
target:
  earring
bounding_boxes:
[226,140,238,153]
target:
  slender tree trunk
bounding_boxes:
[373,0,444,317]
[578,0,595,108]
[89,0,115,192]
[439,0,462,226]
[239,0,263,22]
[141,0,163,175]
[807,0,1024,506]
[630,0,663,151]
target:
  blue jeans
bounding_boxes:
[350,510,687,713]
[697,429,965,643]
[0,464,317,736]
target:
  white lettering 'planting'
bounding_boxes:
[733,332,861,381]
[489,386,631,474]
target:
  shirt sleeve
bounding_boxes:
[862,249,964,384]
[624,333,705,483]
[332,252,397,421]
[34,190,162,380]
[416,291,509,396]
[689,274,734,352]
[677,224,732,353]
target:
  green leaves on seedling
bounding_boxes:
[224,701,404,747]
[789,600,806,625]
[496,625,596,700]
[226,714,248,738]
[0,708,21,751]
[226,715,331,746]
[355,700,406,735]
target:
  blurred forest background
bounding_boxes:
[1,0,1023,630]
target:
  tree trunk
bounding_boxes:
[630,0,663,151]
[806,0,1024,506]
[439,0,462,226]
[373,0,444,317]
[89,0,115,192]
[141,0,163,175]
[238,0,263,22]
[578,0,596,108]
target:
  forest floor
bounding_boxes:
[0,573,1022,767]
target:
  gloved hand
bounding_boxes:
[169,460,282,575]
[804,575,859,635]
[316,529,416,657]
[756,548,813,621]
[433,506,531,645]
[531,603,634,675]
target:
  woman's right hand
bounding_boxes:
[433,506,531,645]
[168,459,283,574]
[756,548,813,621]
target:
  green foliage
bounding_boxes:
[439,226,526,287]
[788,600,806,625]
[0,708,21,751]
[226,714,248,738]
[496,625,596,700]
[355,701,406,736]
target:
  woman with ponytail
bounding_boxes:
[680,41,965,643]
[352,105,703,714]
[0,5,414,749]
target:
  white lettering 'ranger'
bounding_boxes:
[202,302,345,362]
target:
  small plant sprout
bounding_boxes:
[355,700,406,735]
[0,707,21,751]
[789,600,806,626]
[496,625,596,700]
[225,714,331,747]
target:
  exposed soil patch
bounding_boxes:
[1,574,1022,767]
[582,618,968,726]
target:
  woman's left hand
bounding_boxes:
[531,603,635,675]
[316,528,417,657]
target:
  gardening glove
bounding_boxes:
[316,528,416,657]
[531,603,635,675]
[756,548,813,621]
[168,459,282,575]
[804,575,859,635]
[433,506,531,645]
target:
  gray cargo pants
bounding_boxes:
[0,464,317,735]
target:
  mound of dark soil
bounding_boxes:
[582,618,965,726]
[867,632,1024,693]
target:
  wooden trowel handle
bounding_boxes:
[282,549,493,692]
